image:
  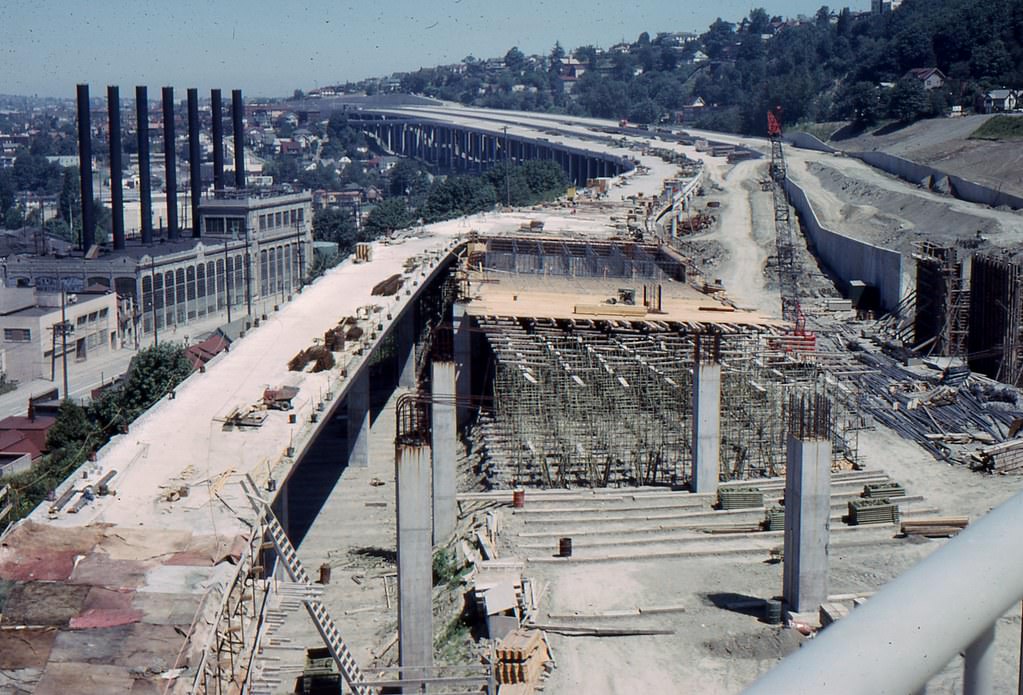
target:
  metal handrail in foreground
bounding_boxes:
[745,488,1023,695]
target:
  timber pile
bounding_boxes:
[495,629,549,686]
[371,273,404,296]
[863,482,905,499]
[848,498,900,525]
[900,517,969,538]
[718,487,764,510]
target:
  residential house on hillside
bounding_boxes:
[981,89,1019,113]
[904,68,946,91]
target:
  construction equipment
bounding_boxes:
[221,406,268,429]
[263,385,300,410]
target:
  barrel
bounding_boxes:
[512,490,525,508]
[558,537,573,558]
[319,563,331,585]
[764,599,783,625]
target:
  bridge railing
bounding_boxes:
[744,488,1023,695]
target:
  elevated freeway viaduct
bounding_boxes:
[0,105,696,695]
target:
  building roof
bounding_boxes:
[987,89,1016,100]
[184,334,231,370]
[0,414,56,460]
[906,67,944,81]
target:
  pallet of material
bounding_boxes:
[496,628,543,662]
[718,486,764,510]
[848,498,900,525]
[900,517,969,538]
[764,506,785,532]
[495,629,549,685]
[862,482,905,499]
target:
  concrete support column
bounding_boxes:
[432,360,457,545]
[691,336,721,494]
[396,311,417,390]
[782,433,831,613]
[397,441,434,688]
[964,624,996,695]
[453,302,472,428]
[346,369,370,468]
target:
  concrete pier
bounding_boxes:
[347,369,371,468]
[782,434,831,612]
[397,311,417,390]
[396,442,434,686]
[453,302,472,428]
[691,345,721,494]
[431,359,457,545]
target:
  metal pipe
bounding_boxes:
[162,86,178,239]
[107,85,125,250]
[964,625,996,695]
[136,86,153,244]
[75,84,96,251]
[211,89,224,195]
[232,89,245,188]
[187,88,201,237]
[744,489,1023,694]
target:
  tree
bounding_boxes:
[748,8,770,35]
[888,78,929,122]
[388,158,430,200]
[46,400,99,458]
[364,198,414,236]
[313,207,359,251]
[118,343,193,419]
[504,47,526,73]
[4,205,24,230]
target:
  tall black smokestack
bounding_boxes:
[211,89,224,194]
[136,86,153,244]
[107,86,125,250]
[76,84,96,252]
[232,89,245,188]
[187,88,201,237]
[162,87,178,239]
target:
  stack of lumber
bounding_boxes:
[495,629,549,685]
[718,486,764,510]
[971,439,1023,474]
[848,498,900,525]
[863,481,905,499]
[900,517,969,538]
[764,506,785,532]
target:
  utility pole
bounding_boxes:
[295,220,305,291]
[224,238,232,324]
[150,259,159,347]
[244,224,253,317]
[59,289,69,400]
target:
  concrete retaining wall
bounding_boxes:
[786,132,838,154]
[784,178,903,312]
[851,150,1023,211]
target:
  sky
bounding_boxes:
[5,0,854,98]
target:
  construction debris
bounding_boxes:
[495,629,550,686]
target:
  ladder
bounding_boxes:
[262,511,374,695]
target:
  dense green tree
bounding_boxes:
[313,207,359,251]
[4,205,24,230]
[888,78,929,122]
[118,343,193,419]
[364,198,415,236]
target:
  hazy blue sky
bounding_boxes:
[6,0,856,98]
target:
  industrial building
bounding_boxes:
[3,85,314,342]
